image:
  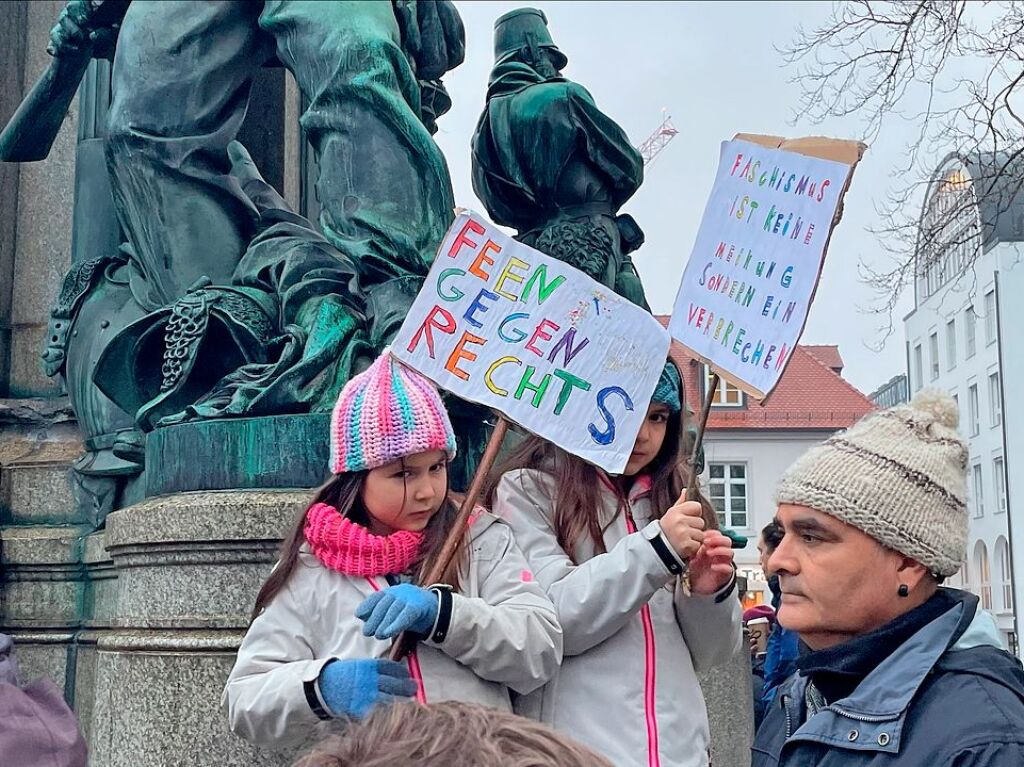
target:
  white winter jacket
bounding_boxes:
[223,511,562,748]
[494,469,743,767]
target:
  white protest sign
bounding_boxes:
[669,137,859,398]
[391,211,671,474]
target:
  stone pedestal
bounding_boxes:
[87,489,307,767]
[0,397,85,702]
[146,415,330,497]
[699,646,756,767]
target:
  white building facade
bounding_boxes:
[903,153,1023,654]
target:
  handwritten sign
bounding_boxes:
[669,137,859,398]
[392,211,671,474]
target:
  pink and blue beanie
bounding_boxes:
[329,351,457,474]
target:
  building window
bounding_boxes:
[946,319,957,370]
[984,289,997,344]
[705,367,743,407]
[994,457,1007,515]
[709,463,748,529]
[917,163,980,300]
[997,537,1013,612]
[972,463,985,518]
[965,306,977,358]
[913,344,923,391]
[929,332,940,380]
[976,541,992,611]
[968,384,980,436]
[989,372,1002,427]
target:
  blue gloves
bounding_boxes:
[355,583,439,640]
[317,658,417,718]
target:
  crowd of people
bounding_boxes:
[220,351,1024,766]
[5,350,1024,767]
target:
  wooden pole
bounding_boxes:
[685,373,719,502]
[389,417,510,661]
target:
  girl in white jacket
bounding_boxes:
[489,361,742,767]
[223,352,561,749]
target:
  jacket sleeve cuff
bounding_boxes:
[426,585,453,644]
[307,658,339,720]
[642,520,687,576]
[713,564,738,603]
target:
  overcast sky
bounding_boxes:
[435,0,924,396]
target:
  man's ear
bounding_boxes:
[895,556,931,591]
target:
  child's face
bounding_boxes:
[623,403,671,476]
[361,450,448,535]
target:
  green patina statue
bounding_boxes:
[26,0,464,416]
[471,7,650,310]
[5,1,481,501]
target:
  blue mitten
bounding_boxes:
[355,583,439,639]
[317,658,417,718]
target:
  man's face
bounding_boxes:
[769,504,912,649]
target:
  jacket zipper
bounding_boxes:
[365,577,427,704]
[828,705,896,723]
[624,507,661,767]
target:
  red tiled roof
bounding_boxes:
[655,316,876,430]
[802,345,844,374]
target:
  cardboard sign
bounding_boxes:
[392,211,671,474]
[669,136,863,398]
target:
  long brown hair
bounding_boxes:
[251,467,466,621]
[486,363,717,563]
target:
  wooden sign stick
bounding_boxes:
[674,373,720,596]
[685,373,719,503]
[389,416,510,661]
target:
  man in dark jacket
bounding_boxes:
[753,390,1024,766]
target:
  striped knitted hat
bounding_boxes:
[775,389,968,577]
[329,351,457,474]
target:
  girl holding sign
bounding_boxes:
[223,352,561,749]
[489,361,742,767]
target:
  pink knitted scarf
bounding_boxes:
[304,502,423,577]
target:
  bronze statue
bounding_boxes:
[2,1,475,506]
[17,0,465,425]
[471,7,650,309]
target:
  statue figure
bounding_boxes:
[471,7,650,309]
[94,0,464,318]
[19,0,466,426]
[1,1,481,501]
[93,141,371,429]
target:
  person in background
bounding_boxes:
[744,603,776,728]
[758,520,799,709]
[0,633,88,767]
[753,391,1024,766]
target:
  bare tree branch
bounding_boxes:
[781,1,1024,347]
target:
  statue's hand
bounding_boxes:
[48,2,92,57]
[410,0,465,80]
[48,1,121,60]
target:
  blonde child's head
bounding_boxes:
[292,700,614,767]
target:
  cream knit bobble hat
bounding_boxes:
[775,389,969,577]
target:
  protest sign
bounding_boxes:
[669,135,863,398]
[391,211,671,474]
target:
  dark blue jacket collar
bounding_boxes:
[779,591,981,755]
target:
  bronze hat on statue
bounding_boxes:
[493,8,568,70]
